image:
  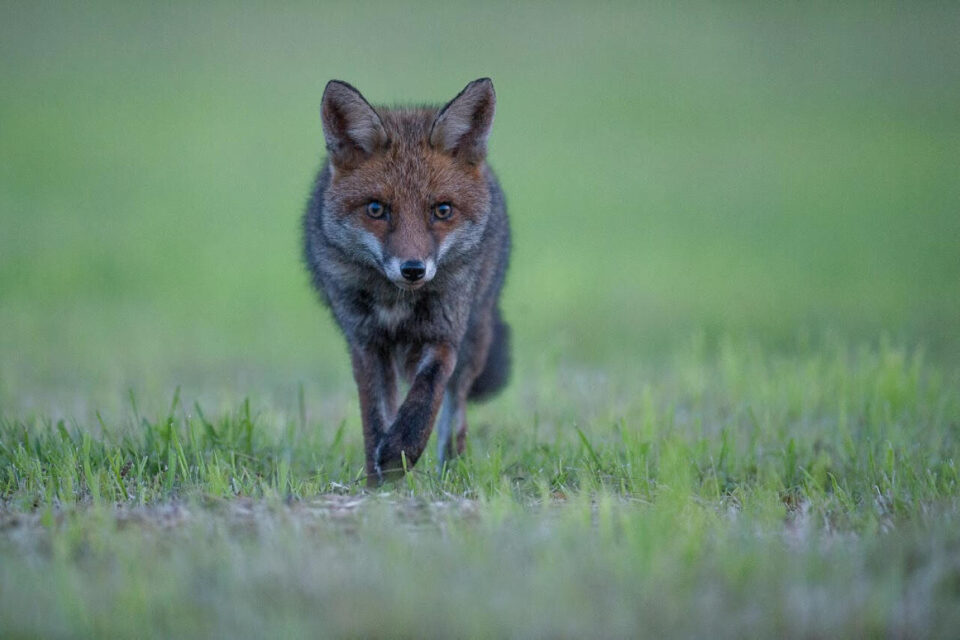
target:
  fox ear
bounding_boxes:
[321,80,388,168]
[430,78,495,164]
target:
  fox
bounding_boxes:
[302,78,511,485]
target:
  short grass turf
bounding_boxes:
[2,2,960,638]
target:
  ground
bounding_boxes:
[2,2,959,638]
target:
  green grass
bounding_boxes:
[2,1,960,637]
[3,341,959,637]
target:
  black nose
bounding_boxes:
[400,260,426,282]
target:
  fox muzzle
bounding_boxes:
[400,260,426,282]
[386,257,437,289]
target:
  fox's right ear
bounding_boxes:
[321,80,388,169]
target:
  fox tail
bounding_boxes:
[468,307,511,401]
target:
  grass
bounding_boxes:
[2,1,960,637]
[3,341,959,637]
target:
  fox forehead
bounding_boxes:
[326,108,490,217]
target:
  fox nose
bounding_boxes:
[399,260,426,282]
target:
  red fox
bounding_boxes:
[302,79,511,485]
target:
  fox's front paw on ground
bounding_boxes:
[372,437,414,486]
[302,78,512,481]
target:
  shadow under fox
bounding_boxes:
[302,78,510,484]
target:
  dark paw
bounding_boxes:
[373,439,412,484]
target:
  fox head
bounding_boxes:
[318,78,496,291]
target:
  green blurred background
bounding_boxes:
[2,1,958,416]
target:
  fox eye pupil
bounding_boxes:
[366,201,385,218]
[434,203,452,220]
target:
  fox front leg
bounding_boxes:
[349,345,399,485]
[435,387,470,474]
[374,343,457,483]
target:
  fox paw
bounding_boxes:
[373,439,413,484]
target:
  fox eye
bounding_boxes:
[366,201,387,219]
[433,203,453,220]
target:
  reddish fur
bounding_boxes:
[327,109,490,262]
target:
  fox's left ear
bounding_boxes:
[430,78,495,164]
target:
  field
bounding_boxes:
[2,2,960,637]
